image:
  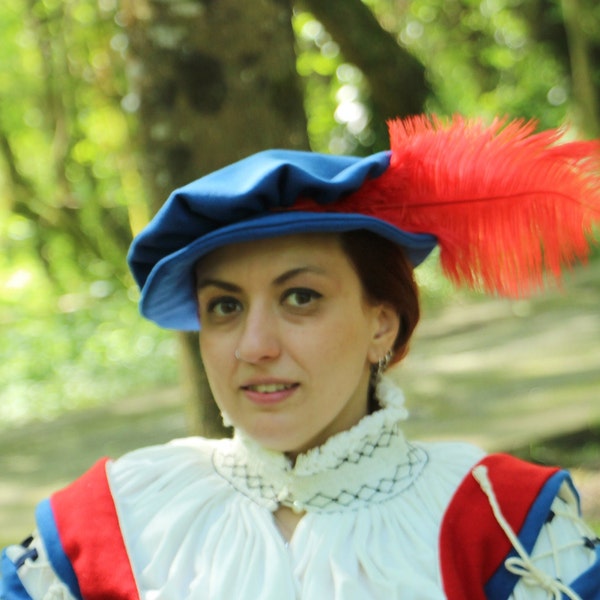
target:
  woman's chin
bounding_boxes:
[239,422,314,456]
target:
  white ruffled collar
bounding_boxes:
[212,378,429,513]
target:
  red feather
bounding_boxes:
[343,115,600,296]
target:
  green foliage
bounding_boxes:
[398,0,571,127]
[0,1,163,426]
[0,0,144,292]
[297,0,597,154]
[1,281,178,428]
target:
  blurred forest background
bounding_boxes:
[1,0,600,537]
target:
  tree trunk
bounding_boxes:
[121,0,309,436]
[561,0,600,136]
[177,331,225,438]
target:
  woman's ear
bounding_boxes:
[368,303,400,363]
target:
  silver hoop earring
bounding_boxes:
[377,349,393,378]
[234,349,241,361]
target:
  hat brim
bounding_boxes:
[137,211,437,330]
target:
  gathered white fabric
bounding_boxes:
[107,379,489,599]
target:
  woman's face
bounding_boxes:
[196,233,399,457]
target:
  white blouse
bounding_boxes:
[6,379,597,599]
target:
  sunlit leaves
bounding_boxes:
[395,0,572,125]
[293,10,375,154]
[293,0,586,155]
[0,0,138,290]
[0,1,151,426]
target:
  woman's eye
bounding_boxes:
[283,288,322,308]
[207,297,241,317]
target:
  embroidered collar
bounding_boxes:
[212,378,428,513]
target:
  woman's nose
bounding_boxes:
[235,305,281,363]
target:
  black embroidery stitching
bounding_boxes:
[302,444,428,509]
[212,425,429,512]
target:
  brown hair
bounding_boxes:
[339,230,420,365]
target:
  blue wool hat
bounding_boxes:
[127,149,437,330]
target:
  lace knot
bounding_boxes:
[504,556,576,600]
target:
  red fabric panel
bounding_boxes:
[439,453,558,599]
[50,458,139,600]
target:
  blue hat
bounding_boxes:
[127,149,437,330]
[128,115,600,330]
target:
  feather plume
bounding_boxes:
[337,115,600,296]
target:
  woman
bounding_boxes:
[2,115,600,599]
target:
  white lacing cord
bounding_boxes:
[526,500,595,580]
[472,465,583,600]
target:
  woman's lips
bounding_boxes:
[241,382,299,405]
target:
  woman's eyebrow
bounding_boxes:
[197,266,327,291]
[196,278,241,292]
[273,266,327,286]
